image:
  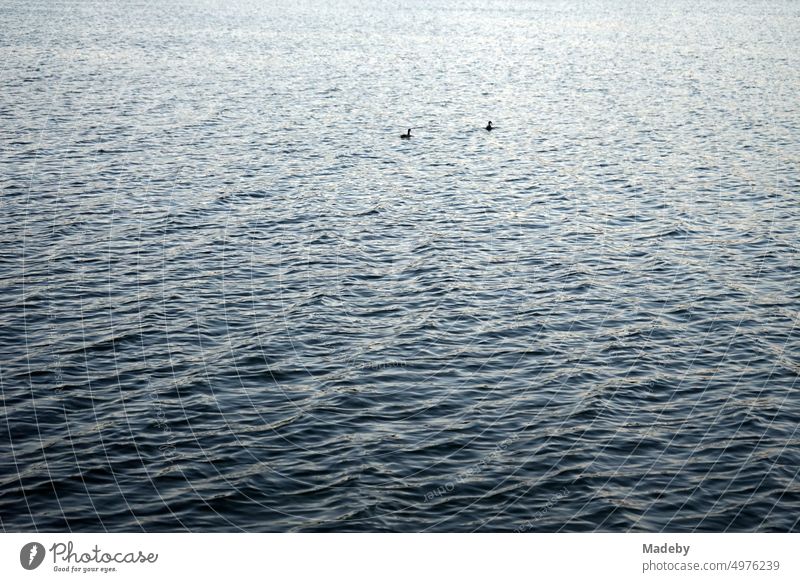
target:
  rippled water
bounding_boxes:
[1,0,799,532]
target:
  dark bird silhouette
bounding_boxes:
[400,129,412,139]
[485,121,493,131]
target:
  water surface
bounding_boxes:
[1,0,798,531]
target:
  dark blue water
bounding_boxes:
[1,0,799,532]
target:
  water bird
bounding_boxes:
[485,121,493,131]
[400,129,412,139]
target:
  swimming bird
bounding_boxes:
[401,129,412,139]
[485,121,493,131]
